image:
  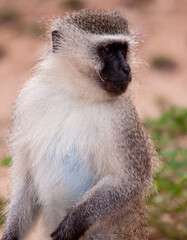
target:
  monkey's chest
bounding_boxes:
[57,147,95,202]
[38,104,114,204]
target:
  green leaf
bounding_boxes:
[1,156,11,166]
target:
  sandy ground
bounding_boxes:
[0,0,187,238]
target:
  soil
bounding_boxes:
[0,0,187,239]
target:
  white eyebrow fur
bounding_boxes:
[92,34,137,47]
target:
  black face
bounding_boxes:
[98,42,131,95]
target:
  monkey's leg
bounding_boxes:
[2,174,40,240]
[34,215,52,240]
[51,174,146,240]
[81,206,149,240]
[34,205,67,240]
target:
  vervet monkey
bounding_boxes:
[2,9,159,240]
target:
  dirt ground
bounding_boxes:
[0,0,187,239]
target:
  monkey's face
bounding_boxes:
[97,41,131,96]
[51,12,137,100]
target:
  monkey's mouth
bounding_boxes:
[98,70,131,96]
[105,80,129,95]
[98,75,130,96]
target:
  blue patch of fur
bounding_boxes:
[61,148,94,202]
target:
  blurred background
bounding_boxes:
[0,0,187,239]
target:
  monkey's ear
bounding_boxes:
[52,30,62,53]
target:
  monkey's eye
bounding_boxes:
[101,46,111,56]
[120,48,126,55]
[104,47,110,54]
[120,45,128,58]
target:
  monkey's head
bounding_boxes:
[50,10,138,100]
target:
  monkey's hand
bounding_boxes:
[50,209,87,240]
[50,171,148,240]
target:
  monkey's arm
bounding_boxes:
[51,171,148,240]
[2,173,40,240]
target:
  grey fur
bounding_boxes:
[50,100,158,240]
[2,9,160,240]
[2,174,40,240]
[64,9,129,35]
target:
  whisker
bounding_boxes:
[98,72,105,83]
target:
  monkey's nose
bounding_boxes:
[121,65,131,82]
[122,65,131,75]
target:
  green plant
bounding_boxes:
[145,107,187,151]
[0,198,6,226]
[1,156,11,166]
[145,107,187,240]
